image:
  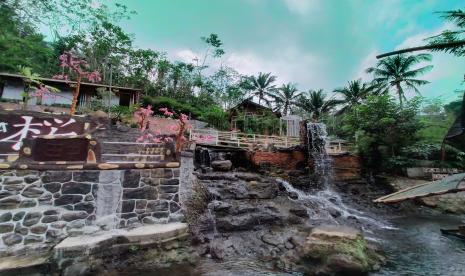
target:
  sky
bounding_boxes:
[114,0,465,102]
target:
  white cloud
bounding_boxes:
[174,49,199,63]
[352,49,380,82]
[282,0,318,15]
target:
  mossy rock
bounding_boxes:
[298,225,384,275]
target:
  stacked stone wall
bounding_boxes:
[0,168,181,255]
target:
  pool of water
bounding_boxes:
[374,214,465,276]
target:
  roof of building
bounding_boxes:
[229,98,272,111]
[0,72,142,93]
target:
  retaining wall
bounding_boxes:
[0,168,181,255]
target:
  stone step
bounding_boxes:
[54,222,188,257]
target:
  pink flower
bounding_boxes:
[30,85,50,98]
[169,125,179,132]
[86,71,101,83]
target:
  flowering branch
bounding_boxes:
[134,106,191,153]
[53,52,101,115]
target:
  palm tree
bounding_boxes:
[366,53,433,105]
[333,79,377,114]
[270,83,300,115]
[296,89,339,121]
[246,72,277,105]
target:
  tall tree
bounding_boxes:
[0,3,54,74]
[427,8,465,57]
[366,53,433,105]
[246,72,277,105]
[334,79,377,114]
[297,89,339,121]
[270,83,300,115]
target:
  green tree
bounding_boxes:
[427,8,465,56]
[366,54,433,105]
[343,95,422,172]
[0,3,54,74]
[245,72,277,105]
[296,89,339,121]
[270,83,300,115]
[333,79,377,114]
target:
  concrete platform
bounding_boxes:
[54,222,188,256]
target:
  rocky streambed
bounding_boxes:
[183,167,387,275]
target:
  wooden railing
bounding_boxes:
[190,129,300,149]
[190,129,355,154]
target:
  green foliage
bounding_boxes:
[296,89,339,121]
[366,53,433,105]
[343,95,422,172]
[0,4,54,74]
[141,96,201,117]
[233,110,282,135]
[198,106,230,130]
[426,8,465,57]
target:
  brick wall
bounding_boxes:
[250,150,307,170]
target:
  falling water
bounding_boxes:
[278,122,392,230]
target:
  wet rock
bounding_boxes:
[24,175,40,184]
[62,182,91,195]
[0,196,21,209]
[4,184,24,192]
[73,171,100,183]
[24,235,44,244]
[42,171,72,183]
[121,200,135,213]
[61,211,88,221]
[135,200,147,209]
[44,209,59,216]
[152,211,169,218]
[211,160,232,171]
[46,229,60,242]
[0,191,14,199]
[68,219,86,229]
[51,221,67,229]
[22,186,44,198]
[14,223,28,235]
[84,195,94,201]
[123,170,140,188]
[147,201,169,212]
[13,211,25,221]
[74,202,95,214]
[3,177,24,185]
[0,223,14,233]
[55,195,83,206]
[296,225,384,275]
[19,199,36,208]
[289,208,308,218]
[23,212,42,226]
[2,233,22,246]
[0,212,12,222]
[42,215,59,223]
[169,202,181,213]
[30,224,48,234]
[160,178,179,185]
[44,183,61,193]
[159,185,178,194]
[123,186,158,200]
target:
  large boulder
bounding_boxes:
[278,225,385,275]
[211,160,232,171]
[295,225,384,275]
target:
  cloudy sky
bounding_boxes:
[117,0,464,102]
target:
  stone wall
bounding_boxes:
[0,167,181,255]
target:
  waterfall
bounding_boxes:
[307,122,332,180]
[278,122,393,230]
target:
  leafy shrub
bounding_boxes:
[141,96,201,117]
